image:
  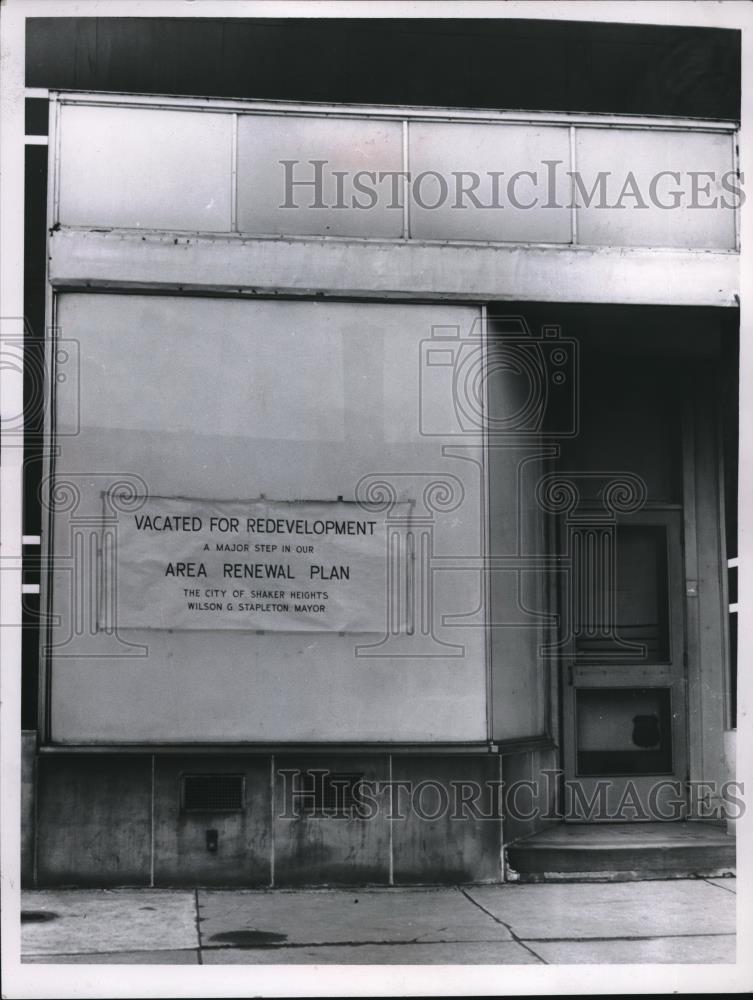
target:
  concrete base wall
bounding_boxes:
[31,751,505,887]
[501,745,560,850]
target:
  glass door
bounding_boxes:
[561,509,687,821]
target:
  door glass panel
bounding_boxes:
[574,524,670,662]
[576,687,673,776]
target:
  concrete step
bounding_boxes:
[507,822,736,882]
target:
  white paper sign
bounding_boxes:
[110,497,405,632]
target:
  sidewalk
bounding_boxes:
[21,878,736,965]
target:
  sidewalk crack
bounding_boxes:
[459,888,548,964]
[200,937,510,951]
[702,877,736,895]
[194,888,203,964]
[523,931,735,943]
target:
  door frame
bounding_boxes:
[560,508,689,821]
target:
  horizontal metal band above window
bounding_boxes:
[47,229,740,308]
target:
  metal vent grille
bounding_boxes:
[296,771,365,817]
[181,773,245,812]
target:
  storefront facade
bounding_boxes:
[18,19,741,885]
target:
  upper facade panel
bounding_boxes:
[50,94,740,253]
